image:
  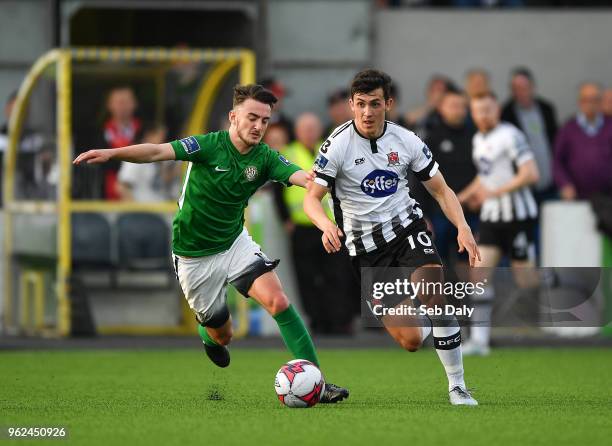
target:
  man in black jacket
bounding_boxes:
[501,67,558,203]
[411,86,478,267]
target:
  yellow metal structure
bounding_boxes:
[3,47,256,337]
[19,269,45,335]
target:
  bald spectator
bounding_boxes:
[273,113,354,334]
[502,67,558,202]
[602,88,612,118]
[324,88,352,137]
[554,82,612,200]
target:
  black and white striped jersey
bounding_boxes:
[313,120,439,256]
[472,122,538,223]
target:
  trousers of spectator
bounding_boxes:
[290,225,355,335]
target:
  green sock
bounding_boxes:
[273,305,320,367]
[198,324,219,347]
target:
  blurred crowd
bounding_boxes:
[1,66,611,335]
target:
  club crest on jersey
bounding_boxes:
[361,170,400,197]
[387,151,400,166]
[244,165,258,181]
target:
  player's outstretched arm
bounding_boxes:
[73,143,175,165]
[303,182,343,253]
[423,171,481,266]
[288,170,315,189]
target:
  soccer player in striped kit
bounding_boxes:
[458,92,540,356]
[304,69,481,405]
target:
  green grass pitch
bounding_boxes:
[1,347,611,445]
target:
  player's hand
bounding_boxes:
[473,184,495,205]
[560,184,577,201]
[457,225,481,267]
[73,149,112,165]
[321,222,343,254]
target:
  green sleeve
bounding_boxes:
[266,146,302,186]
[170,133,215,162]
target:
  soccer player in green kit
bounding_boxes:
[74,84,349,403]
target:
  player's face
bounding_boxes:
[350,88,392,139]
[470,97,500,132]
[229,99,272,147]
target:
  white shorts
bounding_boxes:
[172,228,279,327]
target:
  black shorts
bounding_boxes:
[351,219,443,313]
[478,219,536,261]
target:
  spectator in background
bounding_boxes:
[263,123,290,151]
[501,67,558,203]
[405,74,451,131]
[414,86,478,267]
[464,68,491,100]
[602,88,612,118]
[554,82,612,200]
[261,77,294,139]
[118,124,180,202]
[0,90,50,204]
[99,86,142,200]
[273,113,354,334]
[324,88,351,137]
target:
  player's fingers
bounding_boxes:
[475,244,482,262]
[321,235,333,254]
[336,227,344,239]
[328,233,340,252]
[457,240,465,253]
[75,151,95,164]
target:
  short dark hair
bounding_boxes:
[511,66,535,83]
[233,84,278,108]
[444,82,463,96]
[350,69,392,100]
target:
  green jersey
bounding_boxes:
[170,131,301,257]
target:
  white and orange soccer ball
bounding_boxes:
[274,359,325,408]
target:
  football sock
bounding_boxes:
[198,324,220,347]
[420,317,432,343]
[471,285,494,347]
[273,305,320,367]
[432,316,466,391]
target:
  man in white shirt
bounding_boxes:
[458,92,540,356]
[304,69,480,406]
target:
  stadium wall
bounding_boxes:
[0,0,54,114]
[0,210,3,331]
[375,10,612,124]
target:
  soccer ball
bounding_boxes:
[274,359,325,408]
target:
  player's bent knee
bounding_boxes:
[268,291,290,316]
[397,335,422,352]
